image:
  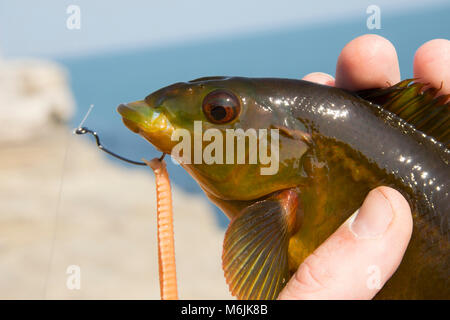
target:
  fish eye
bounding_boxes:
[202,90,240,124]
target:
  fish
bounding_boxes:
[117,76,449,299]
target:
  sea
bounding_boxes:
[55,6,450,227]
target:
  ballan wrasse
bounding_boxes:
[118,77,449,299]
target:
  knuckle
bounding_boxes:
[294,251,331,295]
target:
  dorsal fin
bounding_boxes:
[356,79,450,147]
[188,76,229,83]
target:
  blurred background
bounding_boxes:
[0,0,449,299]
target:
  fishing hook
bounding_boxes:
[74,126,166,166]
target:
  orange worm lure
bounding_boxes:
[74,128,179,299]
[144,157,178,300]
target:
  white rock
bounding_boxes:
[0,59,75,144]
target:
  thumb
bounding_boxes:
[278,186,413,300]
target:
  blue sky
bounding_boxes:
[0,0,447,58]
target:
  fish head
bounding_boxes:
[118,77,310,202]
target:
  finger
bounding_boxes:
[302,72,335,86]
[278,186,413,300]
[335,34,401,91]
[413,39,450,96]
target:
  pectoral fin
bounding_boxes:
[222,189,300,300]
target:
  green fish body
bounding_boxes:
[118,77,449,299]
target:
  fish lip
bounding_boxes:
[117,103,131,116]
[117,103,141,133]
[117,103,140,119]
[117,101,175,154]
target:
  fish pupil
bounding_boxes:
[211,105,227,120]
[202,89,240,124]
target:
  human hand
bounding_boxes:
[278,34,450,300]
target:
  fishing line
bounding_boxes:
[43,129,72,298]
[44,107,98,298]
[77,104,94,129]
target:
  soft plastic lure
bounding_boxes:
[75,128,178,299]
[144,157,178,300]
[117,77,449,299]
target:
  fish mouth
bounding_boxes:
[117,104,141,133]
[117,100,175,154]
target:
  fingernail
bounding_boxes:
[350,189,393,238]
